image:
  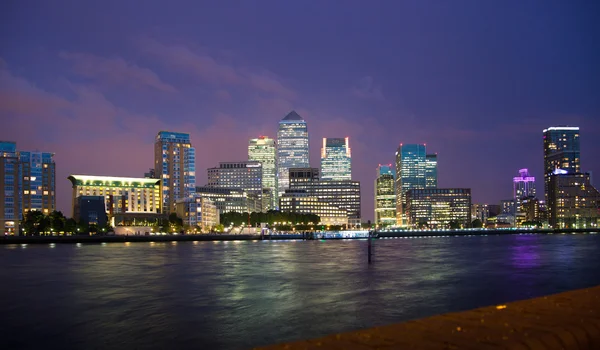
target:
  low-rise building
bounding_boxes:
[279,190,348,226]
[548,173,600,229]
[520,196,542,224]
[471,203,490,223]
[176,196,219,232]
[74,196,108,227]
[195,186,248,214]
[405,188,471,228]
[67,175,162,226]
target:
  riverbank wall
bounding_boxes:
[0,228,597,244]
[256,285,600,349]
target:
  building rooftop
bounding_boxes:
[281,110,303,121]
[68,175,160,188]
[543,126,579,132]
[156,131,191,141]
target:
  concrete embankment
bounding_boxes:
[1,228,598,244]
[378,228,598,238]
[255,285,600,350]
[0,233,303,244]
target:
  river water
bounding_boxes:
[1,234,599,349]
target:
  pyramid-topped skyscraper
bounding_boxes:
[277,111,309,200]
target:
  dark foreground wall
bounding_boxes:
[255,285,600,350]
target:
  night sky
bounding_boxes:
[1,1,599,220]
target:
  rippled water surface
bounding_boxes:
[1,234,600,349]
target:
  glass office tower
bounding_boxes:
[320,137,351,181]
[248,136,277,210]
[425,154,438,188]
[277,111,309,197]
[395,144,427,226]
[375,164,396,227]
[154,131,196,214]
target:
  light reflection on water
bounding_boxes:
[1,234,599,350]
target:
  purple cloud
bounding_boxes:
[140,37,296,99]
[351,76,385,101]
[59,52,177,92]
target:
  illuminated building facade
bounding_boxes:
[395,144,427,226]
[374,164,396,226]
[154,131,196,214]
[207,161,262,200]
[547,173,600,229]
[405,188,472,228]
[176,195,219,231]
[19,151,56,216]
[471,203,490,222]
[500,199,516,225]
[277,111,309,197]
[320,137,351,181]
[68,175,162,225]
[287,168,361,227]
[513,168,536,209]
[0,141,19,235]
[195,186,248,214]
[279,190,348,226]
[425,154,438,188]
[248,136,277,210]
[520,196,541,223]
[543,126,580,203]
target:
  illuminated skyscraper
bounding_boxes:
[543,126,580,202]
[395,144,427,226]
[0,141,19,235]
[543,126,584,226]
[19,151,56,216]
[374,164,396,226]
[248,136,277,210]
[320,137,351,181]
[154,131,196,214]
[513,168,536,212]
[425,154,438,188]
[277,111,309,196]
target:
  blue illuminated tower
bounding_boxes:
[321,137,351,181]
[395,144,427,226]
[155,131,196,214]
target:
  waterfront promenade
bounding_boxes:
[256,285,600,349]
[0,228,597,244]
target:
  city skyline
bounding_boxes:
[1,2,599,221]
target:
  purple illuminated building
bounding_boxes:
[513,168,536,211]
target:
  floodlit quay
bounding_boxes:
[256,285,600,350]
[0,228,597,244]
